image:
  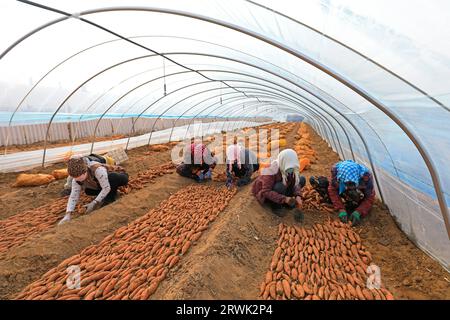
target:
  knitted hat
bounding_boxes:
[67,157,87,177]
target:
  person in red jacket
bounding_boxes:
[176,142,216,182]
[252,149,306,221]
[327,160,375,225]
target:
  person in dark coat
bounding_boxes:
[252,149,306,221]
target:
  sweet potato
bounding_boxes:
[262,284,270,300]
[269,282,277,300]
[276,281,284,295]
[282,279,291,299]
[181,241,191,255]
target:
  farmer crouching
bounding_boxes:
[225,143,259,188]
[312,160,375,225]
[60,153,115,196]
[176,142,216,182]
[252,149,306,221]
[58,156,129,225]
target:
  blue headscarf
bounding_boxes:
[335,160,369,195]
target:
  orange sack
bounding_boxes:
[149,144,170,152]
[13,173,56,187]
[52,168,69,180]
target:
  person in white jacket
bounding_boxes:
[58,156,128,225]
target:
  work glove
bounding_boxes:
[284,197,296,207]
[196,171,205,182]
[225,177,233,188]
[350,211,361,225]
[338,211,348,223]
[203,169,212,180]
[236,178,249,187]
[84,200,99,214]
[58,212,72,226]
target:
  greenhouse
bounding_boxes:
[0,0,449,301]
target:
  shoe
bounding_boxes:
[272,207,287,217]
[101,198,115,207]
[294,209,304,223]
[60,188,71,197]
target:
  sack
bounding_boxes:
[13,173,56,187]
[52,168,68,180]
[105,148,128,165]
[104,155,115,166]
[149,144,170,152]
[87,153,106,164]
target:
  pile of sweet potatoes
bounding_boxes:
[294,123,317,171]
[300,186,335,213]
[260,221,394,300]
[16,185,236,300]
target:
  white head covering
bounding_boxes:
[226,144,242,171]
[275,149,300,186]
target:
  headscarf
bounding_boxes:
[67,156,87,177]
[226,144,242,171]
[275,149,300,187]
[335,160,369,195]
[189,143,206,165]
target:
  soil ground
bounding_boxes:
[0,123,448,299]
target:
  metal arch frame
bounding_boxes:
[4,5,447,113]
[68,50,387,202]
[37,48,385,206]
[222,92,337,148]
[166,71,349,158]
[191,74,346,155]
[1,33,359,154]
[229,108,295,134]
[169,90,341,157]
[245,0,450,112]
[217,102,304,133]
[167,93,257,142]
[3,6,449,237]
[102,51,398,181]
[83,50,395,190]
[226,105,309,132]
[75,63,181,130]
[108,64,347,159]
[217,96,339,155]
[71,61,345,159]
[178,96,329,149]
[26,48,360,176]
[218,92,388,202]
[4,28,400,182]
[139,84,343,163]
[39,52,161,166]
[179,90,342,158]
[87,70,198,153]
[167,53,400,175]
